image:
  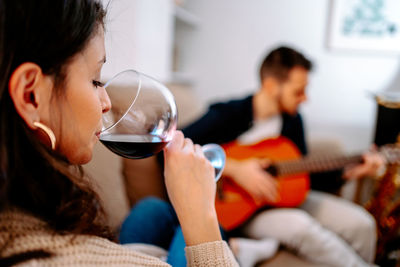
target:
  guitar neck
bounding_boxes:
[270,154,363,176]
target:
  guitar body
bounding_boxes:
[215,136,310,230]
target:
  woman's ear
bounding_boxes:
[8,63,52,129]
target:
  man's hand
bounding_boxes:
[343,146,386,180]
[224,158,279,204]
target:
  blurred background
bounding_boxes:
[101,0,400,154]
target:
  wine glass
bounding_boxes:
[100,69,225,181]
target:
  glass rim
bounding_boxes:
[101,69,142,133]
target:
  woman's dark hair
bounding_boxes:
[0,0,113,257]
[259,46,313,83]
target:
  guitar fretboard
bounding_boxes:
[272,154,363,176]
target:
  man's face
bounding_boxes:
[278,66,308,115]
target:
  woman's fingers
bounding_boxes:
[165,130,184,152]
[182,137,194,153]
[194,144,203,157]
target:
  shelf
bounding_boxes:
[174,5,200,27]
[168,71,196,85]
[171,3,198,86]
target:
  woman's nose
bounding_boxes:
[100,87,111,113]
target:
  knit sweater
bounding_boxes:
[0,210,238,266]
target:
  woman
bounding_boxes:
[0,0,237,266]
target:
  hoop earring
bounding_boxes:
[33,121,56,150]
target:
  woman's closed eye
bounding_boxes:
[92,80,105,88]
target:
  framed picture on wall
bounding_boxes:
[328,0,400,53]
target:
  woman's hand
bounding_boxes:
[163,131,221,245]
[224,158,279,205]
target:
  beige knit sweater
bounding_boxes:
[0,210,238,266]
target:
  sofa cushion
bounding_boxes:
[123,156,167,207]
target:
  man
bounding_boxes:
[182,46,381,267]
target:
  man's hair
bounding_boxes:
[259,46,313,82]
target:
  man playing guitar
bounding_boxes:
[183,46,384,267]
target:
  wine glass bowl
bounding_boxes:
[100,70,177,159]
[100,69,225,181]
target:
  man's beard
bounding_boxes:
[277,95,298,115]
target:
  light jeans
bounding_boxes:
[241,191,377,267]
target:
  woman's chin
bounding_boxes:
[66,148,93,165]
[79,154,93,165]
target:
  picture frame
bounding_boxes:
[328,0,400,53]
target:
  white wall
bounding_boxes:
[102,0,173,81]
[182,0,400,153]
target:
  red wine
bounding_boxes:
[100,134,168,159]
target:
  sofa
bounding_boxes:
[83,83,347,266]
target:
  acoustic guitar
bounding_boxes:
[215,136,400,231]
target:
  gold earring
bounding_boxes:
[33,121,56,150]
